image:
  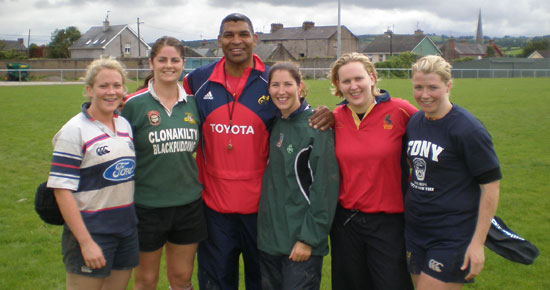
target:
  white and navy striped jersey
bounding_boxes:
[47,103,137,234]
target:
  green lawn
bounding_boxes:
[1,78,549,289]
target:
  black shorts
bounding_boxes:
[136,198,207,252]
[406,226,473,283]
[62,227,139,278]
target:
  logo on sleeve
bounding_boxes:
[148,110,161,126]
[258,95,270,105]
[103,158,136,181]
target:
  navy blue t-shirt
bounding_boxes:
[405,104,501,237]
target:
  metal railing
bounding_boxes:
[2,67,550,83]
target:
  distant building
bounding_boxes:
[258,21,358,59]
[361,29,441,63]
[528,50,550,59]
[69,18,150,59]
[0,38,27,56]
[255,43,296,63]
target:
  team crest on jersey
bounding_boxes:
[383,114,393,129]
[276,133,284,148]
[184,112,196,124]
[148,110,161,126]
[257,95,270,105]
[286,144,294,154]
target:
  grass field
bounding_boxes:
[1,77,549,289]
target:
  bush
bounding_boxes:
[375,52,419,78]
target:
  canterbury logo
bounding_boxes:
[258,95,269,104]
[203,91,214,100]
[96,146,110,156]
[428,259,444,273]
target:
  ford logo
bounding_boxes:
[103,158,136,181]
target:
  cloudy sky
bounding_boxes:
[1,0,549,45]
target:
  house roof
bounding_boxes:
[529,50,550,58]
[183,46,204,57]
[454,42,486,55]
[69,23,150,50]
[362,34,426,53]
[193,47,216,57]
[259,25,356,41]
[0,40,26,51]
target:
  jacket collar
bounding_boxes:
[337,89,390,106]
[209,54,265,85]
[276,98,310,119]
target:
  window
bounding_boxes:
[124,43,131,55]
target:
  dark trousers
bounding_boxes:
[259,250,323,290]
[198,205,260,290]
[330,205,414,290]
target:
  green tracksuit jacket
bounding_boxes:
[257,100,339,256]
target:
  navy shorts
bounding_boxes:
[136,198,208,252]
[62,227,139,278]
[406,226,473,283]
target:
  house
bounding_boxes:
[439,38,504,61]
[69,18,150,59]
[528,50,550,59]
[254,43,296,63]
[258,21,358,59]
[0,38,27,55]
[361,29,441,63]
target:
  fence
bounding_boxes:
[2,67,550,83]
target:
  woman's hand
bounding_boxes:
[289,241,312,262]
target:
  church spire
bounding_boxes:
[476,9,483,44]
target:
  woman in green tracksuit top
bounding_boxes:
[257,62,340,290]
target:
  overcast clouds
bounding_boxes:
[1,0,548,45]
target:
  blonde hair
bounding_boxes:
[412,55,452,84]
[83,57,127,98]
[330,52,381,98]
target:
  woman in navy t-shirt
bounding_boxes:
[405,55,502,289]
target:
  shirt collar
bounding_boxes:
[148,78,188,103]
[81,102,120,120]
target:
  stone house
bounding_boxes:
[69,19,150,59]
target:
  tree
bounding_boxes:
[520,39,550,57]
[46,26,81,58]
[486,45,497,57]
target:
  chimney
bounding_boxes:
[449,38,456,61]
[302,21,314,30]
[17,38,24,44]
[271,23,283,33]
[414,29,424,36]
[103,19,110,32]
